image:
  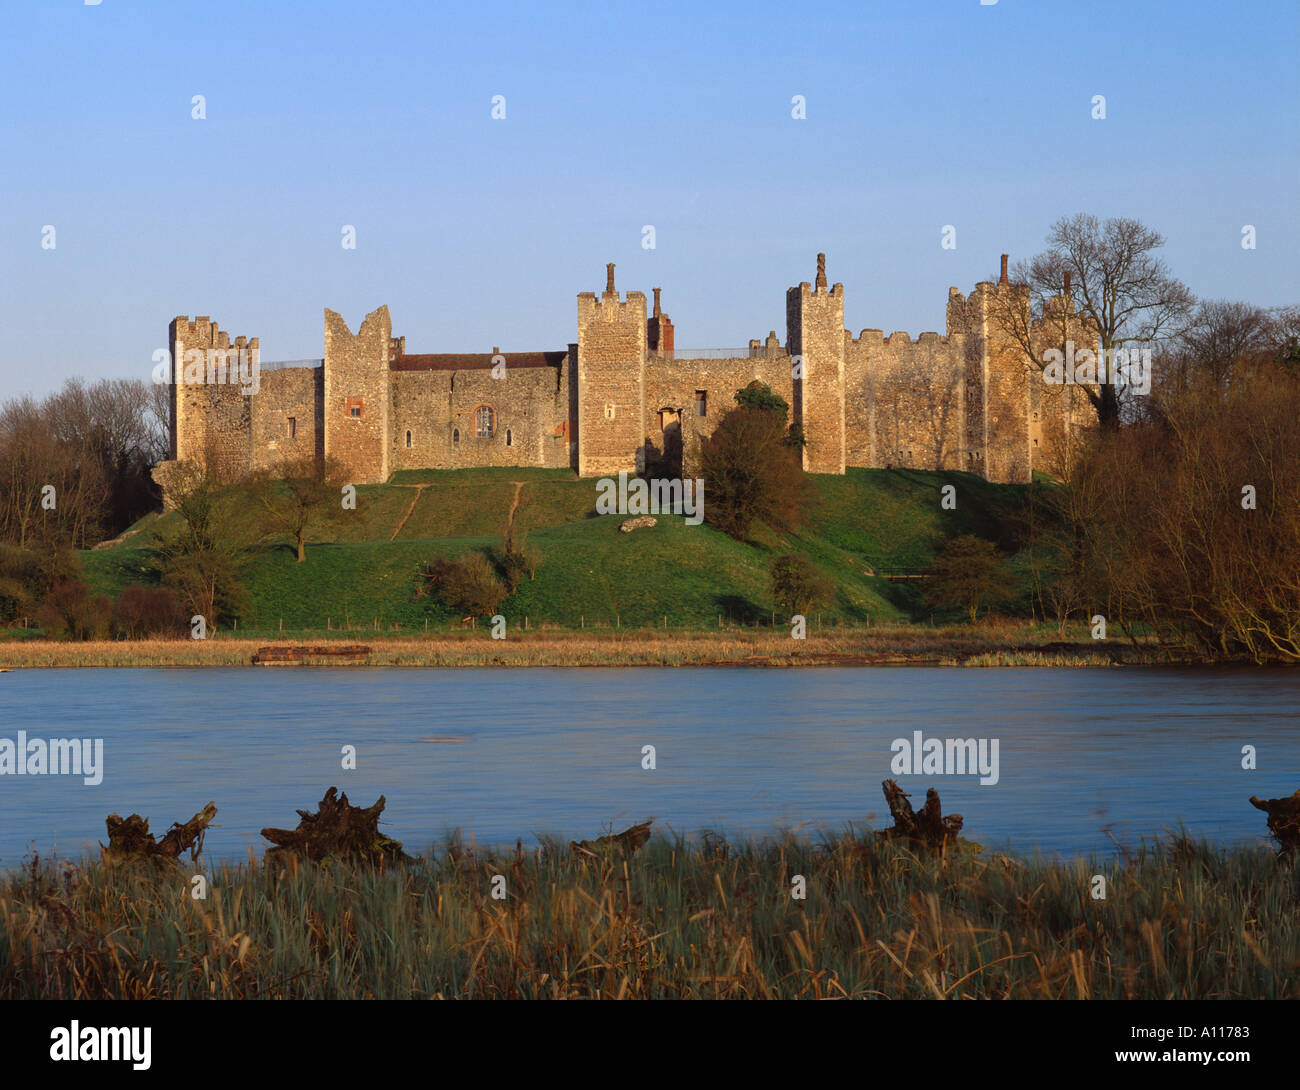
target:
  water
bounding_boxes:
[0,667,1296,866]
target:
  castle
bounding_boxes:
[154,253,1096,503]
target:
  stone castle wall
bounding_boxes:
[845,330,968,471]
[389,363,570,472]
[156,253,1088,507]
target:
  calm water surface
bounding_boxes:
[1,667,1296,866]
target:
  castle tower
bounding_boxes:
[576,263,647,477]
[786,252,845,474]
[323,305,392,484]
[167,315,260,479]
[949,254,1033,483]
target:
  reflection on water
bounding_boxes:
[0,666,1295,865]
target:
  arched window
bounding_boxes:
[474,404,494,438]
[405,430,412,448]
[505,428,512,447]
[452,428,460,447]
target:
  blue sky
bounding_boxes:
[1,0,1296,395]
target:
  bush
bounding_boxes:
[497,532,541,593]
[769,553,833,615]
[417,552,507,617]
[112,584,188,639]
[35,580,112,640]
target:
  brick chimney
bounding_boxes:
[999,253,1009,286]
[604,263,616,297]
[647,287,674,358]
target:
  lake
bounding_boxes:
[0,666,1295,866]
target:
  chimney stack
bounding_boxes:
[653,287,661,317]
[605,263,616,296]
[815,252,827,291]
[1063,270,1072,296]
[999,254,1009,286]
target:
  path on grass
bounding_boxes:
[389,484,428,541]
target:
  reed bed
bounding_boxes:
[0,624,1151,669]
[2,831,1294,999]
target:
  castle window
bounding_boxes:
[405,430,412,448]
[453,428,460,447]
[604,403,616,420]
[287,417,296,439]
[505,428,512,447]
[475,405,495,438]
[695,390,707,417]
[346,397,363,419]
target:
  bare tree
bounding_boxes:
[990,215,1195,429]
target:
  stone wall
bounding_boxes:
[644,353,795,478]
[250,366,323,470]
[846,330,967,471]
[389,362,569,471]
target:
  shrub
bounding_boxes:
[35,580,112,640]
[417,552,507,617]
[769,553,833,615]
[112,584,188,639]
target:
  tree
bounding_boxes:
[245,454,350,562]
[990,214,1195,430]
[769,553,833,615]
[699,384,815,540]
[924,535,1016,624]
[148,460,252,626]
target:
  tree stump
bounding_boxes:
[570,819,653,858]
[102,802,217,866]
[876,779,974,852]
[261,787,409,864]
[1250,789,1300,856]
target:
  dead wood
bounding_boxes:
[261,787,409,864]
[102,802,217,865]
[570,819,653,858]
[876,779,975,852]
[1250,788,1300,856]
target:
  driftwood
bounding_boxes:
[570,819,653,858]
[261,787,409,864]
[1250,788,1300,856]
[876,779,973,851]
[102,802,217,864]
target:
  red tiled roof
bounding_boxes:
[391,352,566,371]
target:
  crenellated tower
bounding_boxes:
[576,263,647,477]
[787,253,845,474]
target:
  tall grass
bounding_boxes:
[0,622,1152,668]
[2,831,1294,999]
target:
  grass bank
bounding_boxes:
[2,831,1293,999]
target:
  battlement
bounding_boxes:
[170,316,259,352]
[850,329,960,349]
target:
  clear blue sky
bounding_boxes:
[2,0,1296,395]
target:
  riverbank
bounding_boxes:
[0,623,1156,668]
[3,829,1294,999]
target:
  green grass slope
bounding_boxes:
[79,467,1040,632]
